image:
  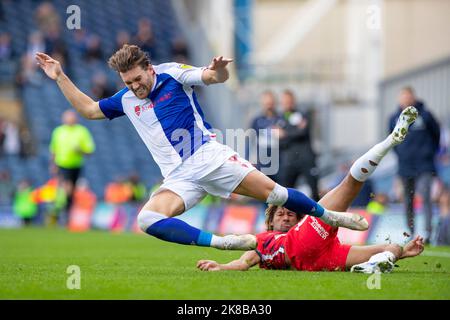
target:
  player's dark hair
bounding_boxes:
[108,44,151,73]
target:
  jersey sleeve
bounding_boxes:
[164,63,206,87]
[98,88,128,120]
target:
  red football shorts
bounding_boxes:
[285,216,352,271]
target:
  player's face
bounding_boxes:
[120,65,155,99]
[271,207,299,232]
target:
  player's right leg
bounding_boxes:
[349,236,425,273]
[137,189,212,246]
[137,188,255,250]
[346,244,402,273]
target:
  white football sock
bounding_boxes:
[350,135,395,182]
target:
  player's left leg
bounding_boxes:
[318,106,419,213]
[233,107,419,231]
[234,169,368,231]
[349,236,425,273]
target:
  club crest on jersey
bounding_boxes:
[135,105,141,116]
[179,64,193,69]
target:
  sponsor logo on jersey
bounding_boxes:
[309,217,329,240]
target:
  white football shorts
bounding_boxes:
[151,141,256,211]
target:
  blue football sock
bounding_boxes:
[284,188,325,217]
[146,217,213,246]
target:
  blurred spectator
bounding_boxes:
[44,24,68,62]
[72,29,88,55]
[250,90,284,183]
[13,179,38,226]
[132,18,157,61]
[0,118,5,155]
[367,193,389,215]
[32,176,67,227]
[389,86,441,243]
[26,31,45,57]
[19,125,34,158]
[0,32,14,61]
[91,71,116,100]
[50,110,95,215]
[0,170,14,206]
[126,173,147,204]
[0,1,4,21]
[72,178,97,212]
[277,90,319,200]
[171,37,189,63]
[34,2,61,36]
[16,32,46,88]
[437,185,450,245]
[104,177,133,204]
[115,30,131,52]
[84,34,103,64]
[2,120,20,156]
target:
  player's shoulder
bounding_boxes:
[154,62,197,76]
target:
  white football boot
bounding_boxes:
[351,252,396,274]
[391,106,418,145]
[217,234,257,250]
[322,210,369,231]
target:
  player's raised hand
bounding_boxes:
[197,260,221,271]
[208,56,233,70]
[35,52,63,80]
[401,235,425,258]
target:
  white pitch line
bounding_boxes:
[422,251,450,258]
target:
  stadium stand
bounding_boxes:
[0,0,183,197]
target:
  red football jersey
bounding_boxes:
[255,231,289,270]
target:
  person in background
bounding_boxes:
[436,184,450,245]
[104,176,133,205]
[250,90,284,183]
[49,110,95,218]
[277,90,320,201]
[389,86,440,244]
[13,179,38,226]
[0,170,14,206]
[126,173,148,204]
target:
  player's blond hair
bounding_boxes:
[108,44,151,73]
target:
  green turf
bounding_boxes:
[0,228,449,299]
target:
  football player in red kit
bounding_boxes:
[197,107,425,274]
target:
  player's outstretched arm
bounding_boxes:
[197,250,260,271]
[201,56,233,85]
[35,52,106,120]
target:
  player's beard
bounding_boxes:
[134,85,149,99]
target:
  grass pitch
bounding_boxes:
[1,228,449,300]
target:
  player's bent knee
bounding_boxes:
[137,210,167,232]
